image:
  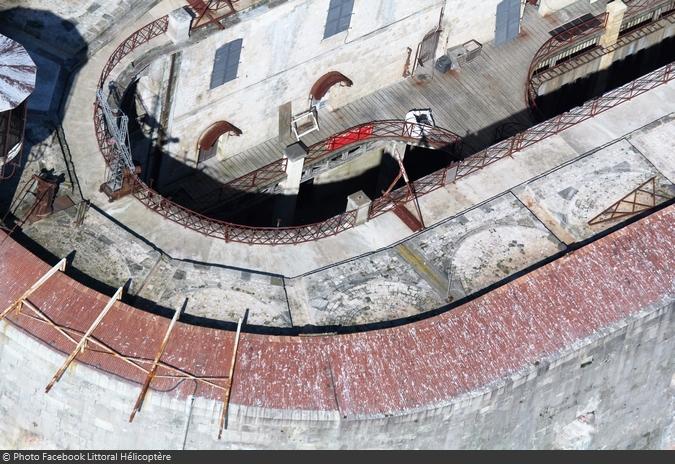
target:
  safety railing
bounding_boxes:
[527,0,675,107]
[463,62,673,179]
[223,157,287,192]
[132,181,357,244]
[305,120,461,165]
[219,120,462,196]
[95,16,673,243]
[526,12,608,107]
[98,16,169,89]
[371,61,674,219]
[94,16,360,245]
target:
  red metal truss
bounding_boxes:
[371,62,674,219]
[588,177,672,225]
[527,0,675,108]
[93,15,674,245]
[186,1,237,30]
[98,17,169,90]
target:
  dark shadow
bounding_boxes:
[534,35,675,120]
[1,11,671,334]
[116,31,674,228]
[0,8,89,214]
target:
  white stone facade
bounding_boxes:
[164,0,514,164]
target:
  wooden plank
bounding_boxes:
[45,286,124,393]
[129,301,184,422]
[218,317,243,439]
[0,258,67,321]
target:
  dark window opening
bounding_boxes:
[550,13,602,41]
[199,142,218,163]
[197,121,242,163]
[210,38,243,89]
[324,0,354,39]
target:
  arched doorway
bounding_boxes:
[197,121,242,163]
[309,71,353,110]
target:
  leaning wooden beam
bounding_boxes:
[0,258,66,321]
[45,286,124,393]
[129,303,184,422]
[218,317,243,439]
[20,299,228,392]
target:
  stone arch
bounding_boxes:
[197,120,242,162]
[309,71,353,108]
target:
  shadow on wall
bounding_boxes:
[113,26,675,227]
[535,36,675,120]
[0,8,88,212]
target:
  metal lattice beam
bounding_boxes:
[96,89,134,192]
[588,176,671,225]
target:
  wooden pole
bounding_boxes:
[129,302,184,422]
[0,258,66,321]
[45,286,124,393]
[218,317,243,439]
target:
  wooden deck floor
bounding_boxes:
[173,0,607,194]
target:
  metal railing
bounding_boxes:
[221,120,462,195]
[94,16,673,243]
[460,63,673,180]
[93,16,359,245]
[98,16,169,89]
[527,0,675,107]
[132,183,357,245]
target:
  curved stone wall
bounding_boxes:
[0,205,673,449]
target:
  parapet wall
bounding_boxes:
[0,296,671,449]
[0,205,673,449]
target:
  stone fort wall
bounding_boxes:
[0,297,671,449]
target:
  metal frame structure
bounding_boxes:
[588,176,671,225]
[526,0,675,109]
[97,89,135,193]
[93,15,674,245]
[383,146,425,232]
[0,258,66,321]
[0,261,235,436]
[186,0,237,30]
[45,286,124,393]
[369,62,674,219]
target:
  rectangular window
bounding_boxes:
[324,0,354,39]
[210,39,243,89]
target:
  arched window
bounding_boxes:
[197,121,242,162]
[309,71,353,104]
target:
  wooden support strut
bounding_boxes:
[218,317,243,439]
[18,299,228,391]
[129,302,184,422]
[45,286,124,393]
[387,146,425,229]
[0,258,66,321]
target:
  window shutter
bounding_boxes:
[324,0,354,39]
[210,39,243,89]
[495,0,521,46]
